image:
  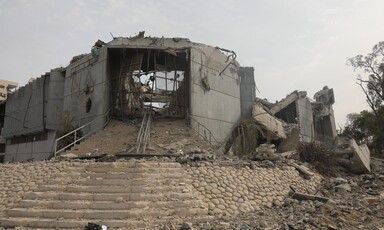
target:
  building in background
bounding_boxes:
[0,80,18,102]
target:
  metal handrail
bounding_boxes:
[187,113,220,146]
[53,108,112,156]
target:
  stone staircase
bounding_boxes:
[63,118,211,157]
[0,161,209,229]
[65,119,138,156]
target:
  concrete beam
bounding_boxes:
[270,91,300,115]
[252,103,286,139]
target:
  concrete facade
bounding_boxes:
[1,35,255,162]
[189,45,242,142]
[2,71,65,162]
[63,49,109,135]
[271,87,336,144]
[239,67,256,119]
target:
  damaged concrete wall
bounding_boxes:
[271,91,314,143]
[2,71,65,137]
[107,36,192,50]
[4,131,56,162]
[313,87,337,142]
[3,77,46,137]
[44,68,65,131]
[2,69,65,162]
[239,67,256,119]
[296,97,314,143]
[63,47,110,134]
[271,88,338,144]
[189,45,242,142]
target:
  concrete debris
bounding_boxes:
[349,139,370,173]
[253,144,280,161]
[335,183,352,194]
[291,192,330,203]
[279,151,298,159]
[252,103,287,139]
[333,137,371,174]
[290,162,314,179]
[59,153,78,158]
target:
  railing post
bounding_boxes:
[74,131,77,145]
[54,140,57,157]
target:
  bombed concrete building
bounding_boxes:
[0,35,256,163]
[252,88,370,173]
[252,87,337,147]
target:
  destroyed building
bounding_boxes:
[0,35,256,163]
[252,88,370,174]
[251,87,337,150]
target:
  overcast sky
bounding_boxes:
[1,0,383,127]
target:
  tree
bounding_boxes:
[348,41,384,153]
[348,41,384,115]
[339,111,376,145]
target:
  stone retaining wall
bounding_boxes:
[0,161,81,212]
[1,160,323,220]
[185,162,322,216]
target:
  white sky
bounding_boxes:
[1,0,383,127]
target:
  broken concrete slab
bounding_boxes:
[291,192,330,202]
[252,103,286,139]
[333,138,371,174]
[349,139,370,174]
[279,151,297,159]
[291,162,314,179]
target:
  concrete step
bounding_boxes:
[36,184,190,194]
[84,167,184,174]
[25,191,195,202]
[0,216,214,229]
[79,172,186,179]
[86,162,182,168]
[0,218,148,229]
[7,207,208,219]
[47,177,191,186]
[18,199,204,210]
